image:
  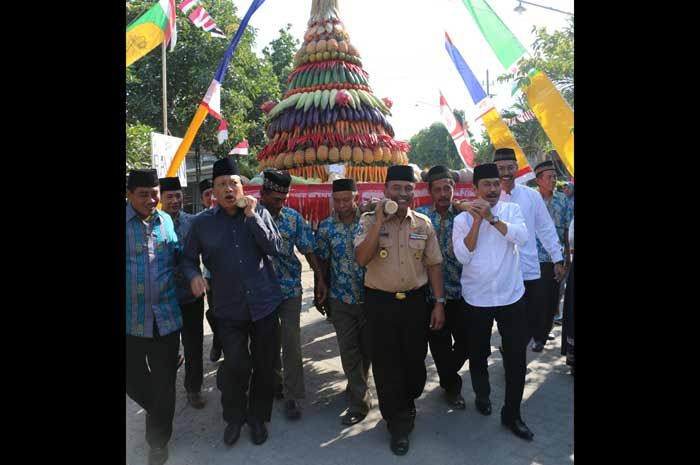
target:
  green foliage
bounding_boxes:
[126,0,296,171]
[262,24,300,92]
[497,17,574,107]
[407,122,467,170]
[126,121,156,173]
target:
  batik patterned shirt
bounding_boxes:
[270,206,316,299]
[537,191,573,263]
[416,204,463,301]
[314,209,365,304]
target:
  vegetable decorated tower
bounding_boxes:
[256,0,410,182]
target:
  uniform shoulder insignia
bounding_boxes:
[413,211,431,223]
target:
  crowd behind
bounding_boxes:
[125,147,574,465]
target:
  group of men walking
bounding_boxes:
[125,147,572,464]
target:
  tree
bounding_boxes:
[126,0,291,168]
[126,121,156,173]
[407,122,466,170]
[262,24,300,92]
[498,17,574,107]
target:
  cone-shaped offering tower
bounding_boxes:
[257,0,410,182]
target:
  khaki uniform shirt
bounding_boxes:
[354,209,443,293]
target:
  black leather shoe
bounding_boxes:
[224,422,242,446]
[285,400,301,420]
[475,398,492,416]
[547,332,555,341]
[210,346,222,362]
[502,417,534,441]
[187,391,206,409]
[148,446,168,465]
[390,435,410,456]
[341,411,367,426]
[249,420,268,445]
[445,391,466,409]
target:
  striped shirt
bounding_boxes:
[126,204,183,337]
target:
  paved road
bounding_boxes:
[127,258,574,465]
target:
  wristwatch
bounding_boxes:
[489,216,499,225]
[435,297,447,304]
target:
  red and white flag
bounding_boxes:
[178,0,226,38]
[201,79,228,144]
[439,91,476,170]
[230,140,249,155]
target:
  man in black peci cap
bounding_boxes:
[160,177,207,409]
[182,157,284,447]
[314,178,372,426]
[126,169,182,465]
[259,168,328,420]
[415,165,472,411]
[354,165,446,455]
[452,163,534,441]
[493,149,565,353]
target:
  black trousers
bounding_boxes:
[180,296,205,393]
[204,279,221,352]
[126,324,180,448]
[561,258,574,366]
[465,297,528,422]
[539,262,560,341]
[427,298,469,395]
[523,278,546,344]
[217,309,279,426]
[366,287,428,437]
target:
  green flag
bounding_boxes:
[461,0,526,70]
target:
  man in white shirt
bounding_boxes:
[452,163,534,441]
[494,148,566,353]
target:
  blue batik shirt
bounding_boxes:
[537,191,573,263]
[314,208,365,305]
[416,204,463,301]
[126,204,183,337]
[270,206,316,300]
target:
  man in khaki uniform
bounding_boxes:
[355,165,446,456]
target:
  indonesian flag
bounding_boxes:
[178,0,226,39]
[439,91,476,170]
[230,140,249,155]
[201,79,228,144]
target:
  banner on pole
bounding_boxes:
[151,133,187,186]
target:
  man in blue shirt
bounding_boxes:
[182,157,283,447]
[126,169,182,465]
[533,161,573,348]
[416,165,470,411]
[160,177,206,409]
[259,169,327,420]
[315,178,371,425]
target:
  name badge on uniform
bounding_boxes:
[409,232,428,240]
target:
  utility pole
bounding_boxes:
[162,42,168,135]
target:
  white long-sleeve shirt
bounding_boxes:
[452,201,529,307]
[501,185,563,280]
